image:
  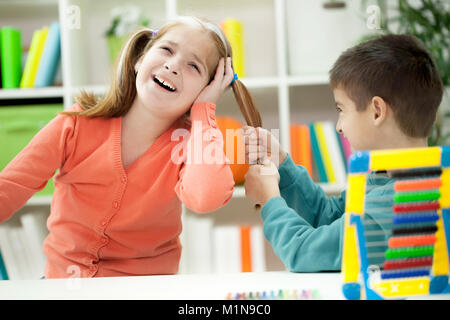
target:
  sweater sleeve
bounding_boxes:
[261,196,345,272]
[278,153,346,227]
[0,111,77,222]
[175,102,234,213]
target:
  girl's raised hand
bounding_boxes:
[194,57,234,106]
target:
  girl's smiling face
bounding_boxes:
[134,25,219,118]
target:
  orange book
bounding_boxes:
[240,225,252,272]
[298,125,313,178]
[290,125,301,164]
[290,124,313,178]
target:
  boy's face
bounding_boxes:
[333,87,378,152]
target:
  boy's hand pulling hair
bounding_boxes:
[244,158,280,206]
[241,126,287,167]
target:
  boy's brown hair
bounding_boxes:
[329,34,443,138]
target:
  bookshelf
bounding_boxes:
[0,0,371,278]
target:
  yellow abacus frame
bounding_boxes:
[342,146,450,300]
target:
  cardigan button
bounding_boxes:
[112,201,119,209]
[209,119,217,128]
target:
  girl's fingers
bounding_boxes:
[212,58,225,85]
[223,57,234,87]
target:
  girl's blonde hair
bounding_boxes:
[61,16,262,128]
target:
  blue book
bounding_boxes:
[308,122,328,183]
[34,22,60,87]
[0,250,8,280]
[334,130,347,173]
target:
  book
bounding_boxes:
[213,224,266,274]
[315,122,336,183]
[0,250,8,280]
[290,124,313,178]
[213,225,240,273]
[240,225,251,272]
[20,211,49,279]
[182,213,213,274]
[20,29,41,88]
[339,133,352,169]
[290,125,301,167]
[0,41,2,89]
[249,225,266,272]
[20,26,48,88]
[0,26,22,89]
[0,221,23,279]
[220,19,246,78]
[308,122,327,183]
[335,130,348,174]
[15,225,35,279]
[34,22,61,88]
[321,121,346,185]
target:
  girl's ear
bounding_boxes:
[134,56,144,74]
[371,96,388,127]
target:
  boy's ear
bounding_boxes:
[371,96,388,127]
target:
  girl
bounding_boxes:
[0,16,261,278]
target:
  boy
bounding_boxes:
[242,34,444,272]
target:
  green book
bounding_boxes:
[0,27,22,89]
[308,122,328,183]
[0,250,8,280]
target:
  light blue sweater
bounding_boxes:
[261,153,394,272]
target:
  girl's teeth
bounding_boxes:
[155,76,175,91]
[163,81,174,90]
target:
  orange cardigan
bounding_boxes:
[0,102,234,278]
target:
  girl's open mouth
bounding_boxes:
[153,75,177,92]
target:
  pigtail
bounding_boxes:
[231,79,262,128]
[60,28,156,118]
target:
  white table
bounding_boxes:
[0,271,343,300]
[1,271,449,300]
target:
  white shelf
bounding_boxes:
[0,0,57,8]
[287,74,329,86]
[0,73,330,102]
[21,183,345,207]
[25,195,53,206]
[71,85,107,97]
[232,183,345,199]
[0,87,64,100]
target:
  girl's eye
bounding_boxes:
[161,46,172,53]
[190,64,200,73]
[336,106,342,113]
